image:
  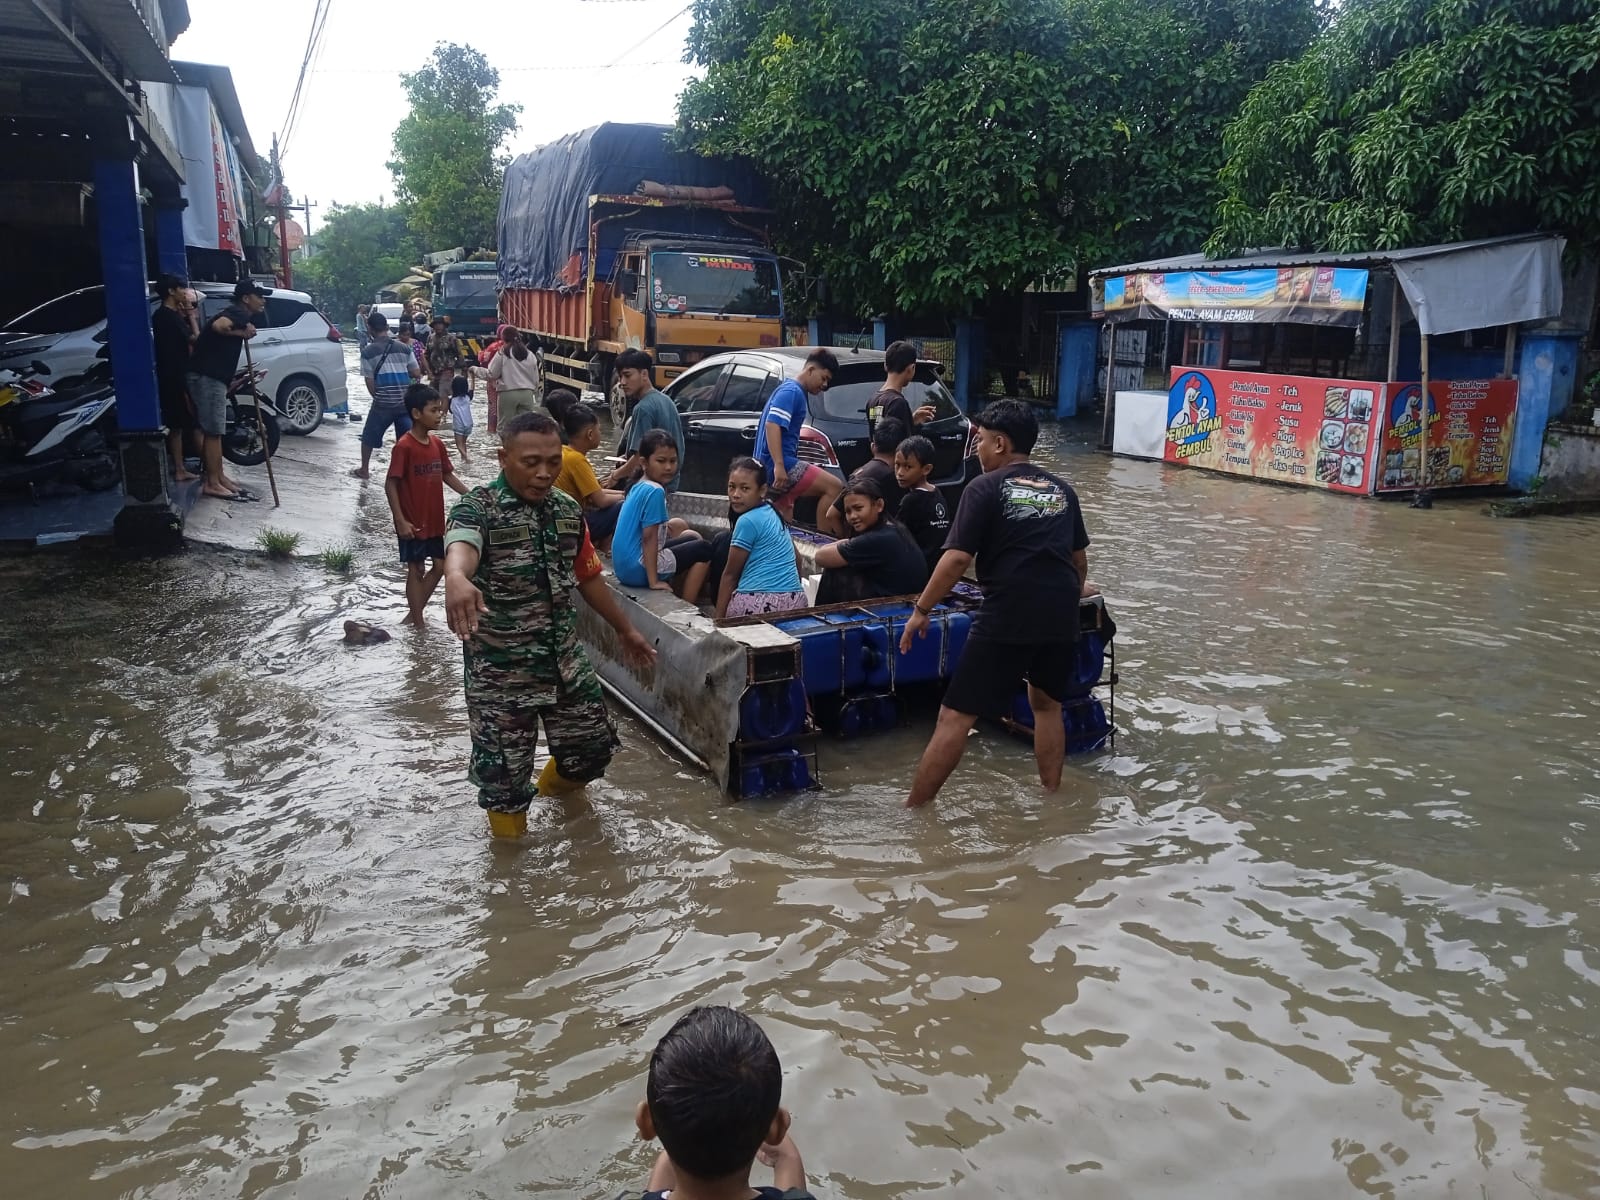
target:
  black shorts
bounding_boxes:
[159,384,194,432]
[398,535,445,564]
[943,636,1075,719]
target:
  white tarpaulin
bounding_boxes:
[1390,235,1566,335]
[146,82,245,255]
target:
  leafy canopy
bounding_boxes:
[678,0,1322,317]
[389,43,520,251]
[1211,0,1600,254]
[296,203,422,320]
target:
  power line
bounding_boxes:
[280,0,334,161]
[603,2,691,70]
[311,60,680,76]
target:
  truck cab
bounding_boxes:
[430,261,501,358]
[608,240,784,416]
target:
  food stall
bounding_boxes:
[1090,235,1566,497]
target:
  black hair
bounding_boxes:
[727,456,767,486]
[897,434,936,468]
[156,273,188,299]
[640,429,678,458]
[544,387,580,430]
[841,475,887,505]
[616,348,654,375]
[450,375,470,397]
[563,403,599,439]
[367,312,388,332]
[871,416,907,455]
[806,348,840,374]
[500,410,560,444]
[404,382,440,416]
[884,339,917,375]
[647,1006,782,1182]
[397,320,415,336]
[973,398,1039,455]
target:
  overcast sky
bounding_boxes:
[170,0,701,210]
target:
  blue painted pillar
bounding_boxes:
[871,318,888,351]
[1056,319,1097,419]
[153,202,188,277]
[1509,331,1583,490]
[954,318,985,413]
[95,157,160,435]
[807,315,833,346]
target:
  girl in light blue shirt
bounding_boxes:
[715,457,807,619]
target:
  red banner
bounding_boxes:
[1374,379,1517,491]
[1165,368,1384,495]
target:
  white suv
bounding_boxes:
[0,282,350,435]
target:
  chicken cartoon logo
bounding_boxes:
[1166,372,1222,457]
[1387,384,1436,442]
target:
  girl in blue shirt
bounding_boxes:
[715,457,808,619]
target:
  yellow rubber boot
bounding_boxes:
[486,809,528,839]
[537,759,584,797]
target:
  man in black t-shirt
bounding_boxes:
[867,340,936,432]
[899,399,1091,808]
[187,280,267,500]
[151,274,199,484]
[813,475,927,605]
[818,416,905,536]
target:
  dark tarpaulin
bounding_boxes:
[498,123,771,293]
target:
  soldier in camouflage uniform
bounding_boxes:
[426,316,464,394]
[444,410,656,837]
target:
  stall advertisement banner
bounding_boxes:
[1165,367,1384,495]
[1097,267,1369,327]
[1374,379,1517,491]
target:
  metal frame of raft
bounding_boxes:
[578,576,1118,799]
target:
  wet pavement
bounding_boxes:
[3,373,1600,1197]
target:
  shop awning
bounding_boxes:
[1092,234,1566,336]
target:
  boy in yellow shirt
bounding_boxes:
[553,397,625,550]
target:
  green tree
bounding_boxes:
[389,43,520,251]
[677,0,1322,317]
[1210,0,1600,255]
[296,202,423,321]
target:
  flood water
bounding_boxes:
[3,416,1600,1199]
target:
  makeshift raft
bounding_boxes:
[574,494,1117,798]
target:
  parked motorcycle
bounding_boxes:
[222,365,283,467]
[0,359,120,494]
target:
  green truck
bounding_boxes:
[430,260,501,358]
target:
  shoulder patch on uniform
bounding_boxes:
[488,523,533,545]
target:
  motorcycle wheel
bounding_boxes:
[76,455,122,492]
[223,403,281,467]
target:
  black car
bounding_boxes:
[664,347,976,505]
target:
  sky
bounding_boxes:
[169,0,702,211]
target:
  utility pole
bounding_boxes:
[270,135,293,289]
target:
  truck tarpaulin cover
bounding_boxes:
[498,123,770,292]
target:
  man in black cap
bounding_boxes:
[187,280,268,500]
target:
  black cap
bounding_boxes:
[233,280,271,300]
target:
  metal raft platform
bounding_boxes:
[579,572,1118,800]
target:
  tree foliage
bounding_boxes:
[389,43,520,251]
[678,0,1323,317]
[296,203,423,320]
[1210,0,1600,255]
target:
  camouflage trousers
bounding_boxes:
[464,669,620,813]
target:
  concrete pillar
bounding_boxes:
[1055,318,1098,419]
[807,316,833,346]
[96,154,183,550]
[871,318,889,351]
[153,201,188,278]
[954,318,985,413]
[1509,330,1583,490]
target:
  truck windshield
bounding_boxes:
[443,272,498,300]
[650,252,781,318]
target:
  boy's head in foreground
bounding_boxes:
[636,1006,787,1183]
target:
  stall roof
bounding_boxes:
[1091,233,1566,335]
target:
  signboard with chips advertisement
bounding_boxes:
[1165,367,1385,494]
[1373,379,1517,491]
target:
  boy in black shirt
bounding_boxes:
[622,1006,814,1200]
[818,416,905,536]
[893,434,952,573]
[899,400,1091,808]
[814,476,928,605]
[867,339,935,432]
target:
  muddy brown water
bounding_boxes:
[3,416,1599,1198]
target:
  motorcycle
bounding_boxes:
[0,359,121,494]
[221,365,283,467]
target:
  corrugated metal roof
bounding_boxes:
[1090,233,1559,278]
[77,0,181,84]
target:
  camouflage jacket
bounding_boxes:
[443,476,601,703]
[426,331,463,374]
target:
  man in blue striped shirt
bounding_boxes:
[353,312,421,479]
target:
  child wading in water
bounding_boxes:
[715,457,807,618]
[448,374,473,463]
[385,383,469,625]
[625,1005,813,1200]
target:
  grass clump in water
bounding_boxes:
[320,545,355,574]
[257,528,301,559]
